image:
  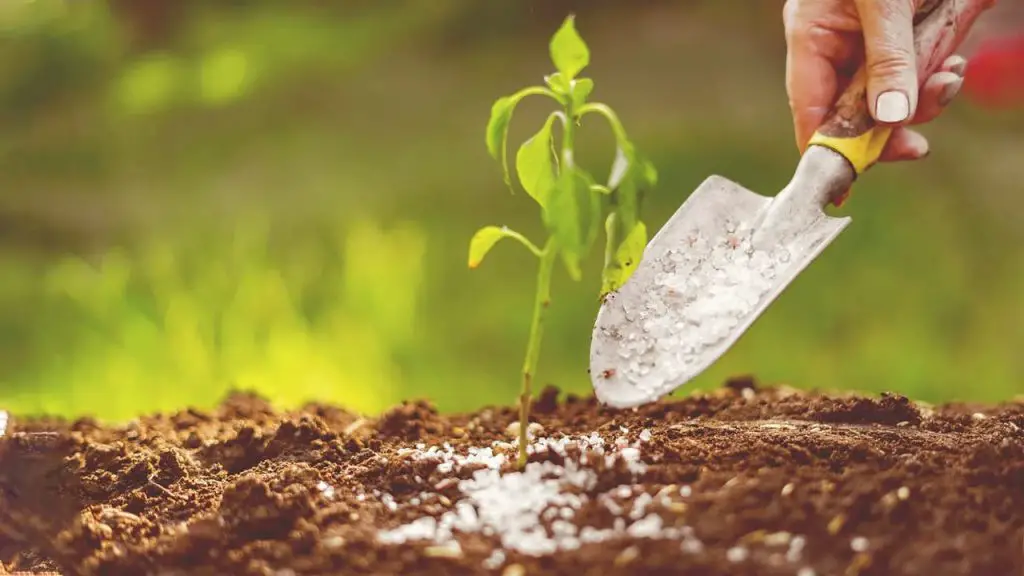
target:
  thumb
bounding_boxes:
[854,0,919,124]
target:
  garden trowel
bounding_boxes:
[589,0,988,409]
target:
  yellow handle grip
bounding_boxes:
[808,121,893,177]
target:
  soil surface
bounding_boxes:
[1,379,1022,576]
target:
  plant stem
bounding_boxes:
[518,237,558,469]
[515,97,578,469]
[562,100,576,168]
[501,227,544,258]
[577,102,628,143]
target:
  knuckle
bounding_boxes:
[877,0,917,16]
[782,0,841,48]
[867,48,915,78]
[782,1,818,44]
[860,0,916,28]
[785,19,824,47]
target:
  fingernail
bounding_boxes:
[913,138,930,159]
[939,76,964,107]
[875,90,911,123]
[948,55,967,77]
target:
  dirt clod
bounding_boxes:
[1,384,1022,575]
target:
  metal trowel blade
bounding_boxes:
[589,172,850,409]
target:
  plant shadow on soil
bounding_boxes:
[0,378,1022,576]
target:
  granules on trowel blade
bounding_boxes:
[609,228,786,396]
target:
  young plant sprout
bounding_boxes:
[468,14,657,469]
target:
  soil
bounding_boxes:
[1,378,1022,576]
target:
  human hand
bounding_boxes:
[783,0,996,163]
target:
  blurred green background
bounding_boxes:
[0,0,1021,421]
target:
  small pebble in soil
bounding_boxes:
[681,538,705,554]
[482,549,505,570]
[316,481,335,500]
[850,536,869,553]
[786,536,806,563]
[505,421,544,440]
[781,482,795,496]
[614,545,640,566]
[424,541,463,558]
[726,545,749,563]
[501,564,526,576]
[897,486,910,500]
[827,514,846,535]
[797,568,817,576]
[763,531,792,547]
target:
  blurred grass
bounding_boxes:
[0,0,1020,420]
[0,215,428,419]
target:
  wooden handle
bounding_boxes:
[808,0,995,205]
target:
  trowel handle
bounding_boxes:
[807,0,994,206]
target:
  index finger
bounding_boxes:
[783,1,861,152]
[785,28,839,153]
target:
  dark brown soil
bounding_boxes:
[1,379,1022,576]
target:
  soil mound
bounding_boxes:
[1,380,1022,575]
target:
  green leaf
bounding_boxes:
[570,78,594,109]
[544,73,570,95]
[641,156,658,187]
[607,145,639,227]
[544,167,595,281]
[576,168,603,251]
[600,141,657,295]
[485,96,517,188]
[468,226,541,268]
[485,96,513,160]
[630,149,658,216]
[545,170,581,253]
[607,143,657,228]
[549,15,589,82]
[600,221,647,296]
[468,226,505,268]
[515,112,560,207]
[607,143,632,190]
[485,87,561,191]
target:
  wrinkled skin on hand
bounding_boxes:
[783,0,998,162]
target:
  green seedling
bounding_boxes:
[469,14,658,469]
